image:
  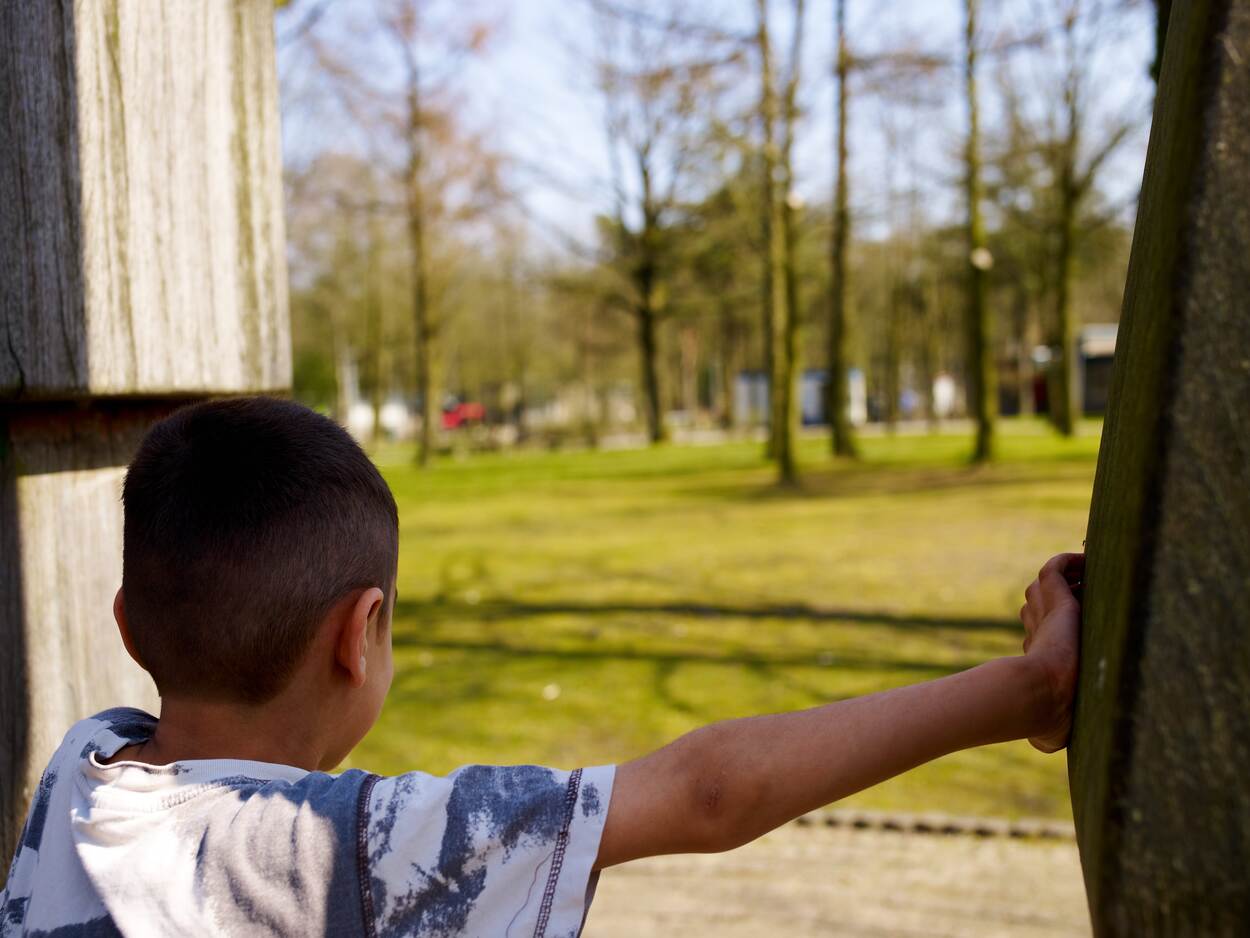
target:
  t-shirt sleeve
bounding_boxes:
[364,762,615,938]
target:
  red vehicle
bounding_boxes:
[441,400,485,430]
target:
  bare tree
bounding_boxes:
[290,0,502,464]
[682,176,759,431]
[365,201,387,449]
[963,0,996,462]
[985,69,1049,421]
[376,3,500,463]
[825,6,947,454]
[1045,0,1138,435]
[587,0,738,445]
[756,0,806,485]
[284,153,405,431]
[827,0,858,457]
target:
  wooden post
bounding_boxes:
[0,1,289,869]
[1070,1,1249,933]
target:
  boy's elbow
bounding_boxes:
[679,724,768,854]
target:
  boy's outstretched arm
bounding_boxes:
[594,552,1083,870]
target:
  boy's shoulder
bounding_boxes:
[2,709,158,938]
[3,712,615,938]
[42,707,155,764]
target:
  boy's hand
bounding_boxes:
[1019,552,1085,753]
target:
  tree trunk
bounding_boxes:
[635,167,667,445]
[780,1,805,485]
[679,326,699,417]
[333,335,353,425]
[885,284,902,432]
[366,211,385,450]
[1070,2,1250,929]
[506,270,529,441]
[635,202,666,446]
[718,300,738,430]
[827,0,857,457]
[636,304,664,444]
[1014,285,1035,417]
[757,0,802,485]
[919,288,939,428]
[758,60,778,455]
[1050,179,1080,435]
[580,301,600,447]
[1050,9,1082,437]
[963,0,996,462]
[404,58,435,465]
[409,194,434,464]
[757,0,784,465]
[881,125,901,435]
[760,263,777,454]
[777,182,801,483]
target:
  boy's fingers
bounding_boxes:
[1019,602,1036,634]
[1039,553,1083,611]
[1024,579,1041,611]
[1044,551,1084,579]
[1062,552,1086,582]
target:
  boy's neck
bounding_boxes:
[109,695,334,772]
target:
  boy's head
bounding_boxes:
[118,397,398,735]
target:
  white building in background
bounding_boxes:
[1021,322,1118,415]
[336,351,419,442]
[523,384,637,430]
[734,371,770,425]
[932,372,958,419]
[801,368,868,426]
[1077,323,1118,413]
[735,368,868,428]
[344,395,416,442]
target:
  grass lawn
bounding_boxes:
[348,419,1101,820]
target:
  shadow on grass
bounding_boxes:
[390,633,984,676]
[395,597,1017,633]
[652,659,702,717]
[680,461,1096,504]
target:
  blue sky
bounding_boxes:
[277,0,1156,253]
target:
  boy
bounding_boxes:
[1,397,1083,937]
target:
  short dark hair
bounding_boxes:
[122,397,398,703]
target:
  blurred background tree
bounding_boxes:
[276,0,1153,466]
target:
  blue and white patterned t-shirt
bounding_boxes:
[1,709,614,937]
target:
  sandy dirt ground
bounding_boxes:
[586,824,1091,937]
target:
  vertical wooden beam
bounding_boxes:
[0,0,289,869]
[1070,1,1250,933]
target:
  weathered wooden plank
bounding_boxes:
[0,1,290,398]
[0,435,28,870]
[1070,1,1250,933]
[0,0,291,872]
[1,405,185,867]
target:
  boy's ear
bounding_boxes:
[113,587,145,671]
[335,587,385,688]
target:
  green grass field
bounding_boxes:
[348,420,1101,820]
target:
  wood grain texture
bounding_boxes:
[1071,1,1250,933]
[0,0,290,870]
[0,435,28,873]
[0,0,290,398]
[0,405,179,870]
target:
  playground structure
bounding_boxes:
[0,1,290,862]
